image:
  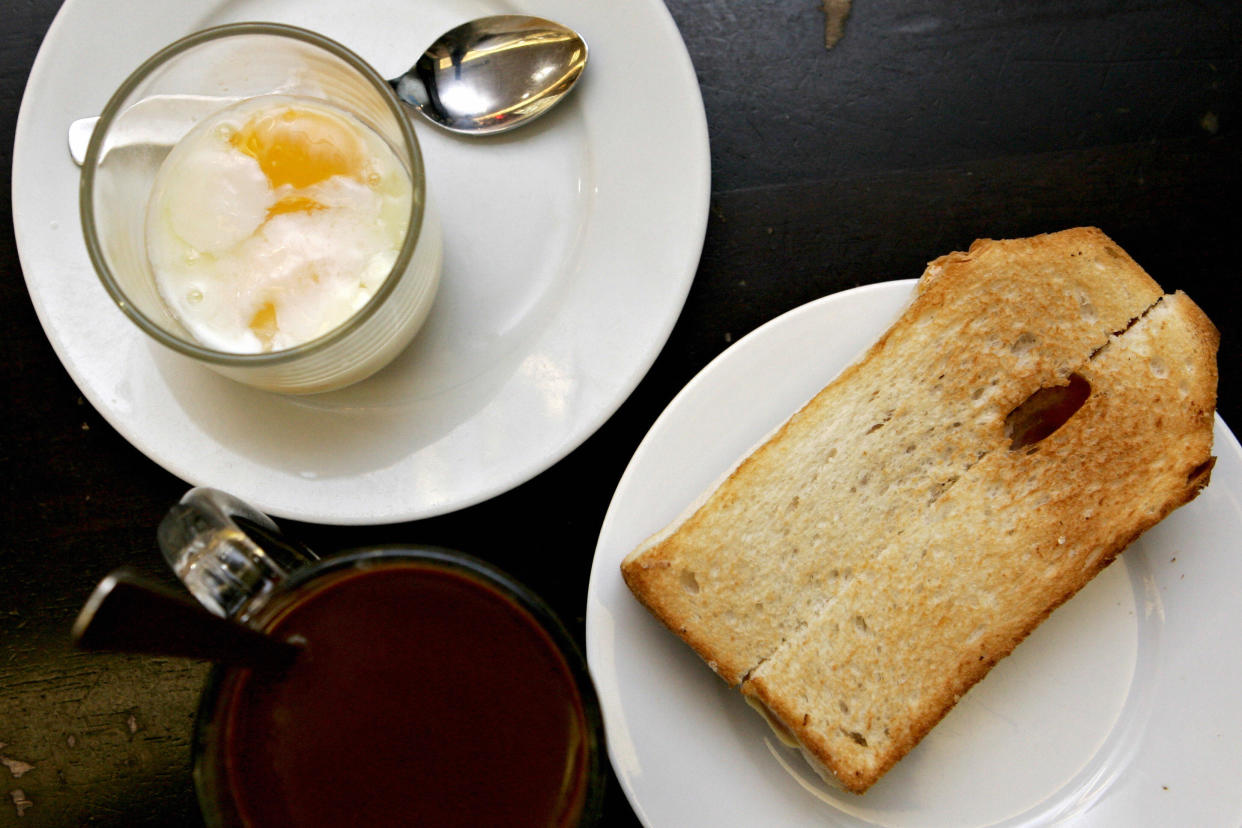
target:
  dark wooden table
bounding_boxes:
[3,1,1239,825]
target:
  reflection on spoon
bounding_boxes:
[397,15,588,135]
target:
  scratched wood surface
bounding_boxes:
[2,1,1239,825]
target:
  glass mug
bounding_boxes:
[80,24,443,394]
[158,488,604,827]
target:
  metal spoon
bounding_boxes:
[68,15,588,164]
[397,14,588,134]
[72,568,301,670]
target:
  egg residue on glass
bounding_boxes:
[145,95,413,354]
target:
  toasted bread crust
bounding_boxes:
[621,229,1218,793]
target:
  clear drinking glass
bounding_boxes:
[158,488,605,826]
[80,23,442,394]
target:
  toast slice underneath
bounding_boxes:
[741,291,1217,791]
[621,228,1218,793]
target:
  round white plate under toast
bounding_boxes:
[13,0,709,524]
[586,280,1242,827]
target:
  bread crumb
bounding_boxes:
[9,789,32,817]
[1,755,34,779]
[821,0,852,49]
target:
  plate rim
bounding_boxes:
[585,280,1242,826]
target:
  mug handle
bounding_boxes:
[157,488,317,620]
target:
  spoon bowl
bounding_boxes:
[395,15,589,135]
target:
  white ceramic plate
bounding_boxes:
[12,0,709,524]
[586,281,1242,827]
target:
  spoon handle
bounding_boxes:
[72,568,300,670]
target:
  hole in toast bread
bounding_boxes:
[866,410,895,435]
[679,569,700,594]
[1010,332,1037,354]
[1004,373,1092,450]
[928,474,960,504]
[840,728,869,748]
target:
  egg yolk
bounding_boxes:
[248,301,279,350]
[230,106,366,191]
[226,104,372,350]
[232,106,362,347]
[266,195,328,219]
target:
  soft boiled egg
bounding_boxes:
[145,95,412,354]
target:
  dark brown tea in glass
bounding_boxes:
[193,548,603,827]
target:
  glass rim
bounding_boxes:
[192,544,606,826]
[78,21,427,367]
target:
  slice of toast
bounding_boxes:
[621,228,1218,793]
